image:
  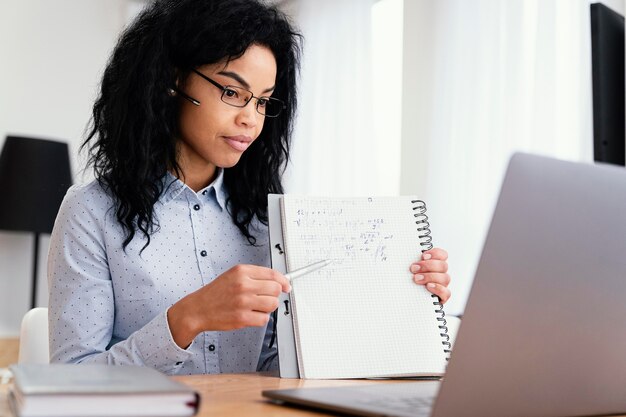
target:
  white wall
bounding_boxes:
[0,0,135,336]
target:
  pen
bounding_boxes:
[285,259,332,281]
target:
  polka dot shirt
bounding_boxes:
[47,169,277,375]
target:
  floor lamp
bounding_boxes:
[0,136,72,309]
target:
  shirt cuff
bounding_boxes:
[135,308,195,373]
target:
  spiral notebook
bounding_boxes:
[273,195,450,379]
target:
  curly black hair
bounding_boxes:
[82,0,301,249]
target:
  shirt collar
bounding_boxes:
[161,169,227,211]
[204,168,227,210]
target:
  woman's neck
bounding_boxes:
[172,162,218,192]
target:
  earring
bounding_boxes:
[167,88,177,96]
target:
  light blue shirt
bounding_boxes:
[47,170,277,375]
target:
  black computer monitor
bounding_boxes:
[591,2,625,166]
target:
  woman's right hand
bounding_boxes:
[167,264,291,348]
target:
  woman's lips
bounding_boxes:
[223,135,252,152]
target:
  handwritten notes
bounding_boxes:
[288,204,393,264]
[282,198,413,278]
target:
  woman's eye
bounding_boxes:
[257,98,268,107]
[224,88,238,98]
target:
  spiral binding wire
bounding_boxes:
[412,200,451,361]
[412,200,432,252]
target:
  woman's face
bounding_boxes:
[176,44,277,186]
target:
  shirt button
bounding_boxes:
[202,190,207,195]
[200,250,207,257]
[193,204,200,211]
[208,344,216,352]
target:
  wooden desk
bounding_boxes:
[0,339,19,368]
[3,372,626,417]
[172,373,405,416]
[174,373,626,417]
[0,372,405,417]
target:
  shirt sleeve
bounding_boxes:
[47,184,194,374]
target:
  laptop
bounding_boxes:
[263,152,626,417]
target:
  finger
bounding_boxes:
[410,259,448,274]
[240,265,291,292]
[232,311,272,328]
[250,279,282,297]
[421,248,448,261]
[251,294,281,314]
[413,272,451,287]
[248,311,272,327]
[425,282,451,304]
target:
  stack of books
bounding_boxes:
[8,364,199,417]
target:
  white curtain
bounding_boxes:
[420,0,594,314]
[283,0,379,196]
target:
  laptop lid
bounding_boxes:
[264,153,626,417]
[432,152,626,417]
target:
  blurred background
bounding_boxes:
[0,0,623,336]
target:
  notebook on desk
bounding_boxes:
[268,195,450,379]
[8,364,199,417]
[264,152,626,417]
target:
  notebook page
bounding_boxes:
[281,196,446,379]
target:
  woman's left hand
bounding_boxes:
[410,247,451,304]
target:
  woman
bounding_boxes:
[48,0,451,375]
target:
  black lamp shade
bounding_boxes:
[0,136,73,234]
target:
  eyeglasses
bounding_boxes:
[190,68,285,118]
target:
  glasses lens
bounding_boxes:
[221,86,252,107]
[220,85,284,117]
[258,97,284,117]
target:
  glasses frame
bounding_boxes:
[190,68,285,118]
